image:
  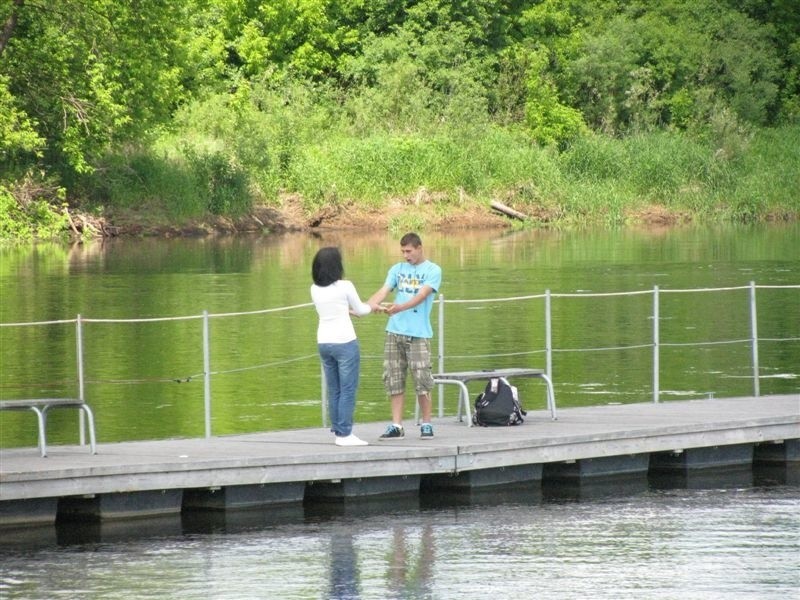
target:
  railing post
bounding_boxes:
[202,310,212,438]
[750,281,760,397]
[653,286,660,403]
[545,289,552,381]
[76,314,86,445]
[437,293,445,417]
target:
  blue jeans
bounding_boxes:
[319,339,361,437]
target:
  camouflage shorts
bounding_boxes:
[382,333,434,396]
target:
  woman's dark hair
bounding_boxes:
[312,246,344,286]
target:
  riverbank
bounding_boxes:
[62,192,800,240]
[4,188,798,243]
[60,195,518,239]
[4,123,799,241]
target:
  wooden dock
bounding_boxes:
[1,394,798,526]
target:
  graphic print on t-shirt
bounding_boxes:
[398,272,421,295]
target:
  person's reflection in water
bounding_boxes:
[387,525,435,598]
[329,529,360,599]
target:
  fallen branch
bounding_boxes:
[63,206,81,237]
[77,214,101,237]
[490,199,528,221]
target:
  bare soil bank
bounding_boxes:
[73,197,704,238]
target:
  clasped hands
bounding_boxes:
[369,301,400,316]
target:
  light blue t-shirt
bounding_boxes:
[384,259,442,338]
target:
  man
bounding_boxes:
[368,232,442,439]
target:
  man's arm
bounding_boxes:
[384,285,434,316]
[368,285,392,312]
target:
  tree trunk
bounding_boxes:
[0,0,25,59]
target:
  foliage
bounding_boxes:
[522,47,587,146]
[1,0,798,237]
[0,180,69,241]
[0,75,44,168]
[531,0,785,134]
[286,125,557,211]
[183,147,251,216]
[0,0,186,177]
[88,148,205,218]
[88,143,252,218]
[339,18,494,134]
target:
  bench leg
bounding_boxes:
[429,380,473,426]
[80,404,97,454]
[41,403,98,455]
[455,381,472,426]
[539,373,558,420]
[29,406,48,457]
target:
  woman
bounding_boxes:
[311,247,372,446]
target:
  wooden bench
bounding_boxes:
[0,398,97,457]
[421,368,558,426]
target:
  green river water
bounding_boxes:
[1,223,798,447]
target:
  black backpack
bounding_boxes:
[472,377,526,426]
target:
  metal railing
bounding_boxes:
[1,282,798,441]
[438,282,799,403]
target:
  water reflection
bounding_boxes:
[0,523,57,550]
[0,483,797,599]
[328,529,360,600]
[543,474,650,501]
[421,481,543,508]
[304,494,421,521]
[55,514,184,546]
[649,466,755,490]
[181,504,306,535]
[753,463,800,487]
[386,525,435,599]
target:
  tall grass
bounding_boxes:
[89,87,800,226]
[725,126,800,220]
[554,127,800,223]
[287,126,563,211]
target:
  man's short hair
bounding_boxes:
[400,232,422,247]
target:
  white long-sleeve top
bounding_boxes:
[310,280,372,344]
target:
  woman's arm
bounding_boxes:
[344,281,372,317]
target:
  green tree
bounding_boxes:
[523,47,587,145]
[732,0,800,122]
[0,74,43,167]
[0,0,186,178]
[339,0,525,133]
[182,0,363,87]
[521,0,785,134]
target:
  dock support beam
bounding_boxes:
[183,483,305,511]
[57,490,184,522]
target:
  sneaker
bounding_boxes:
[335,434,368,447]
[378,424,405,440]
[420,423,434,438]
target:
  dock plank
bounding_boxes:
[1,395,798,502]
